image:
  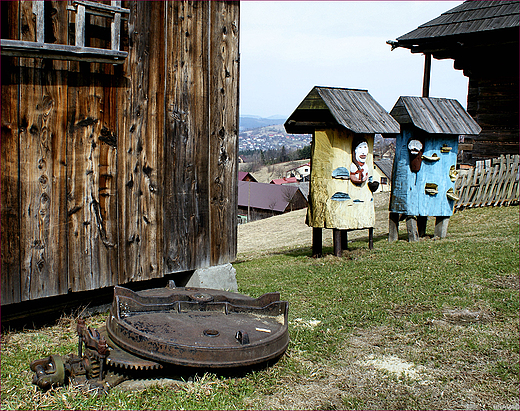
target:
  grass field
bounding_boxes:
[1,205,518,410]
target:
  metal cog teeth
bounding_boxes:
[106,357,161,371]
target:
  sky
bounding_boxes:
[239,1,467,119]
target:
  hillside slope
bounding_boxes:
[237,192,391,260]
[239,159,310,183]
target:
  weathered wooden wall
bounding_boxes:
[465,75,519,162]
[1,1,239,305]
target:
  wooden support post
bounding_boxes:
[406,216,419,242]
[33,1,44,43]
[312,227,323,258]
[368,227,374,250]
[333,228,342,257]
[341,230,348,251]
[417,216,428,237]
[422,53,431,98]
[75,4,86,47]
[434,216,450,238]
[388,212,400,242]
[111,1,121,51]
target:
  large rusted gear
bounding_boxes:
[30,285,289,392]
[99,326,163,372]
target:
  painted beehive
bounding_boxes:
[389,96,481,216]
[285,87,400,230]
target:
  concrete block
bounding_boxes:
[185,263,238,292]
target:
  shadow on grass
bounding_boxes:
[236,232,391,262]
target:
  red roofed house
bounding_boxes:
[238,171,257,182]
[238,181,307,223]
[270,177,299,185]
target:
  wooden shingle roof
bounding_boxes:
[390,96,482,135]
[398,1,519,42]
[391,0,519,56]
[284,86,400,135]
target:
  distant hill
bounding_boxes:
[239,115,286,131]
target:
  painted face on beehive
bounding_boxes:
[354,141,369,164]
[407,137,424,172]
[350,138,369,185]
[408,139,423,155]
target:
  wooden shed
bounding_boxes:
[285,86,400,256]
[388,0,519,164]
[1,1,239,307]
[388,96,481,241]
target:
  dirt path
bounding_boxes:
[237,191,391,260]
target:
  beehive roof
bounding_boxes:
[390,96,481,135]
[284,86,400,135]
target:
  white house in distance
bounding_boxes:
[373,159,393,193]
[285,162,310,181]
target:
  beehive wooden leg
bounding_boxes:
[368,227,374,249]
[333,228,342,257]
[388,212,400,242]
[406,216,419,242]
[417,216,428,237]
[312,227,323,258]
[341,230,349,251]
[434,216,450,238]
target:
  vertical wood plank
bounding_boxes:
[75,4,85,47]
[111,1,121,51]
[208,1,239,265]
[118,1,165,284]
[18,1,40,300]
[19,1,68,300]
[164,1,211,273]
[1,1,21,304]
[33,1,44,43]
[68,5,117,292]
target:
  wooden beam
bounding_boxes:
[73,1,129,15]
[0,40,128,63]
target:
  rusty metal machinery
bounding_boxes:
[30,286,289,391]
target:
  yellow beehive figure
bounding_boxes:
[285,86,400,255]
[309,129,376,230]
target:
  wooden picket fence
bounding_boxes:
[454,154,519,211]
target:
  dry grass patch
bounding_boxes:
[259,322,519,410]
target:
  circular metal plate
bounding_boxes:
[106,286,289,369]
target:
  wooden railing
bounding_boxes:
[0,1,128,64]
[454,154,519,210]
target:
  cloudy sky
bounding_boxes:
[239,1,467,118]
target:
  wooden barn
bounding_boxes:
[1,1,239,310]
[388,0,519,164]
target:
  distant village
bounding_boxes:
[238,118,395,158]
[239,123,311,152]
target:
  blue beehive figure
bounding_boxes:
[388,96,481,241]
